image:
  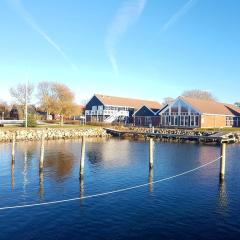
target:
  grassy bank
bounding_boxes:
[0,124,99,130]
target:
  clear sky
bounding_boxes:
[0,0,239,104]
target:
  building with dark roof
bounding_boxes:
[85,94,161,124]
[133,105,161,127]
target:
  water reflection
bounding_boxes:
[23,150,28,192]
[87,140,133,168]
[79,176,84,202]
[39,171,44,199]
[87,151,103,166]
[44,151,74,179]
[149,168,153,192]
[11,163,15,190]
[218,180,228,215]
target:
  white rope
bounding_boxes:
[0,156,221,211]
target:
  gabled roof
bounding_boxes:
[95,94,161,109]
[181,96,240,116]
[133,105,160,116]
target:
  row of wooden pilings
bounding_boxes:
[10,133,227,184]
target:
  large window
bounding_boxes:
[226,116,234,126]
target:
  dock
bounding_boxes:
[105,128,237,144]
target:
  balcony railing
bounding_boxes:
[85,110,129,117]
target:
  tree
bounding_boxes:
[182,89,216,101]
[51,83,76,125]
[0,100,9,119]
[37,81,57,118]
[9,83,34,120]
[162,97,175,106]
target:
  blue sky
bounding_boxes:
[0,0,239,104]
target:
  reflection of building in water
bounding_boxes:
[87,140,132,168]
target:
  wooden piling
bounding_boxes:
[149,138,154,169]
[11,133,16,163]
[39,131,45,172]
[80,136,86,177]
[220,143,226,180]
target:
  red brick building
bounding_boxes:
[159,96,240,128]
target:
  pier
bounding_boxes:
[105,128,237,144]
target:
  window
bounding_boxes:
[226,117,234,126]
[191,116,195,126]
[145,117,152,125]
[180,116,185,126]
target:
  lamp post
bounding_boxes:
[25,81,28,128]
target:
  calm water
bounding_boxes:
[0,138,240,240]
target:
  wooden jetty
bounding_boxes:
[105,128,236,144]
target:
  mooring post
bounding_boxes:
[11,132,16,163]
[220,143,226,180]
[149,138,154,169]
[39,131,45,172]
[80,136,86,178]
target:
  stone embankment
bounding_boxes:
[0,128,109,142]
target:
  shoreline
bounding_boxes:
[0,127,109,143]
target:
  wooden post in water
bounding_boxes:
[11,132,16,163]
[149,138,154,169]
[39,131,45,172]
[220,143,226,180]
[80,136,86,178]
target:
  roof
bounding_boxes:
[95,94,161,109]
[181,96,240,116]
[133,105,159,116]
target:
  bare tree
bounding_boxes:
[9,83,34,120]
[182,89,216,101]
[162,97,175,106]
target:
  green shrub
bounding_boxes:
[27,114,37,127]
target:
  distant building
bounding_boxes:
[159,96,240,128]
[235,102,240,108]
[85,94,161,124]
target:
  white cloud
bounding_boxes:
[8,0,79,72]
[105,0,146,76]
[162,0,198,31]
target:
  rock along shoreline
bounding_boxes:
[0,127,110,143]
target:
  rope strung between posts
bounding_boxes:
[0,156,221,211]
